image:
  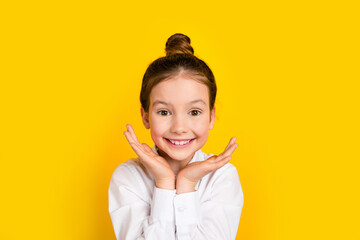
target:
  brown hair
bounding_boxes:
[140,33,217,112]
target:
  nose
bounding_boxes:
[170,114,188,134]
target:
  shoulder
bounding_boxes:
[109,159,152,211]
[211,162,240,184]
[110,158,152,186]
[202,152,244,206]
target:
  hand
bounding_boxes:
[123,124,175,189]
[176,137,238,193]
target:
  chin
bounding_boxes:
[170,153,193,161]
[157,146,195,162]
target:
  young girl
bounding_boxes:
[108,33,244,240]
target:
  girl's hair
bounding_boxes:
[140,33,217,112]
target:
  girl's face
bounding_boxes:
[141,75,215,164]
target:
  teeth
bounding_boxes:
[169,139,191,145]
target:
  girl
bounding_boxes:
[108,33,244,240]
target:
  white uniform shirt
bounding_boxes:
[108,145,244,240]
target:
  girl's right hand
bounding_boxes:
[123,124,175,189]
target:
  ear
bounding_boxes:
[141,107,150,129]
[209,107,216,130]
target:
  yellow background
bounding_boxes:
[1,0,359,239]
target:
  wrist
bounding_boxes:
[176,176,197,194]
[155,178,175,190]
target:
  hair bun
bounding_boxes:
[165,33,194,56]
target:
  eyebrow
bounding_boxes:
[152,99,207,107]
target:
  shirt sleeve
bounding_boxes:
[173,164,244,240]
[108,164,176,240]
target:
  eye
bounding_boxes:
[189,110,201,116]
[157,110,170,116]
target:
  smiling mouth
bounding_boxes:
[165,138,195,146]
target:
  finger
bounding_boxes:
[223,142,238,157]
[216,142,238,162]
[126,124,140,144]
[124,131,148,159]
[123,131,140,151]
[204,155,217,163]
[223,137,236,153]
[214,155,232,168]
[142,143,154,154]
[123,130,136,145]
[205,155,232,172]
[123,131,157,166]
[123,129,141,150]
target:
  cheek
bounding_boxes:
[192,117,211,137]
[149,115,167,137]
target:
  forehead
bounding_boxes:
[150,76,209,106]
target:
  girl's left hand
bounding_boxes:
[176,137,238,193]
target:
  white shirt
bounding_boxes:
[108,145,244,240]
